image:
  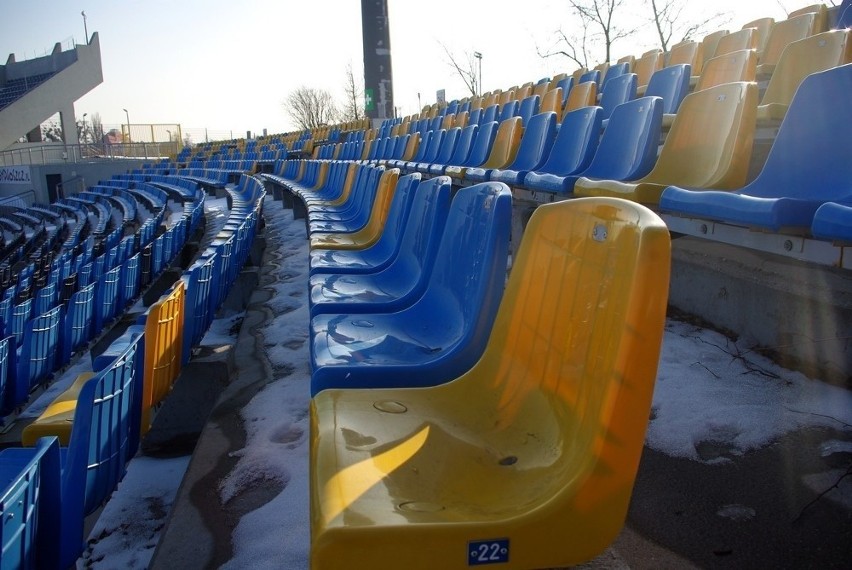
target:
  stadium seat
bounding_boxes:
[516,94,541,126]
[758,12,823,77]
[599,72,637,120]
[310,182,511,395]
[812,201,852,241]
[563,79,597,112]
[694,49,757,91]
[414,127,459,174]
[575,81,758,204]
[310,169,401,250]
[659,64,852,231]
[484,112,558,185]
[714,27,759,57]
[635,49,664,95]
[525,96,663,195]
[539,87,564,121]
[426,123,482,175]
[645,64,691,125]
[600,61,630,92]
[667,40,704,74]
[467,114,556,183]
[756,29,851,123]
[10,330,143,569]
[741,17,776,52]
[310,176,449,276]
[788,3,829,32]
[519,106,603,189]
[308,166,385,228]
[0,436,61,569]
[617,53,636,70]
[437,120,500,180]
[310,196,671,570]
[837,0,852,29]
[448,117,523,182]
[579,69,601,87]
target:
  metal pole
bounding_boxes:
[123,108,131,144]
[81,11,88,44]
[474,52,483,96]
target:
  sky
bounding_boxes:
[18,191,850,568]
[0,0,820,142]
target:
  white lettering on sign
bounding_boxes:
[0,167,32,184]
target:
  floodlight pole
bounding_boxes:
[123,108,131,144]
[81,11,88,44]
[474,51,483,96]
[82,112,88,144]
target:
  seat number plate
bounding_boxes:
[469,539,509,565]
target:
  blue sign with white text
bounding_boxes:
[468,538,509,565]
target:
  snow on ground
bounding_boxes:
[81,194,852,568]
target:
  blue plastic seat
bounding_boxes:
[601,61,630,92]
[468,108,482,126]
[600,72,638,120]
[812,201,852,241]
[517,94,541,125]
[659,64,852,231]
[579,69,601,85]
[17,305,62,391]
[414,127,458,173]
[403,129,444,171]
[498,101,518,123]
[480,104,499,124]
[554,76,574,104]
[0,437,61,569]
[309,177,452,315]
[476,112,559,185]
[837,0,852,29]
[525,97,663,194]
[427,124,477,175]
[518,106,603,189]
[645,64,691,117]
[429,121,498,176]
[308,166,383,227]
[310,182,512,395]
[310,175,446,276]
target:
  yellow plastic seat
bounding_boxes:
[758,12,821,77]
[445,117,524,180]
[692,30,728,66]
[575,81,758,204]
[757,29,851,123]
[21,373,95,446]
[563,80,597,113]
[310,169,400,250]
[694,49,757,91]
[741,17,776,52]
[540,87,564,122]
[788,3,829,32]
[714,27,759,57]
[617,53,636,71]
[668,40,704,74]
[453,110,469,129]
[571,67,588,84]
[547,72,568,92]
[141,281,185,432]
[400,132,420,162]
[306,163,359,207]
[532,79,550,99]
[634,49,663,95]
[310,197,672,570]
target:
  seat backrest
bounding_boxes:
[409,130,431,162]
[141,281,185,431]
[507,111,558,172]
[540,87,564,122]
[517,94,541,126]
[446,124,478,165]
[745,63,852,199]
[715,27,758,56]
[838,0,852,29]
[563,80,597,112]
[400,132,419,161]
[741,17,776,51]
[668,40,704,73]
[701,29,730,62]
[788,3,829,32]
[468,108,482,126]
[582,96,663,182]
[643,81,758,189]
[432,126,461,165]
[480,103,499,124]
[601,62,629,91]
[461,121,499,167]
[760,12,820,67]
[617,53,636,70]
[18,305,62,390]
[599,72,638,119]
[644,64,691,114]
[579,69,601,86]
[453,110,469,128]
[422,182,511,337]
[60,331,143,569]
[538,106,603,176]
[532,79,551,99]
[760,30,851,107]
[420,129,446,163]
[634,49,663,87]
[498,100,519,123]
[479,117,524,169]
[451,196,669,539]
[696,49,758,91]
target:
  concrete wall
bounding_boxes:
[0,159,148,204]
[669,237,852,384]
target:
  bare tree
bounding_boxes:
[647,0,729,52]
[284,86,339,131]
[439,42,478,97]
[41,120,62,142]
[539,0,634,67]
[341,61,365,122]
[90,112,105,143]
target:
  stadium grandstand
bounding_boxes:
[0,0,850,569]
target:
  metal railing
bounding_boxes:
[0,142,180,166]
[0,189,36,208]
